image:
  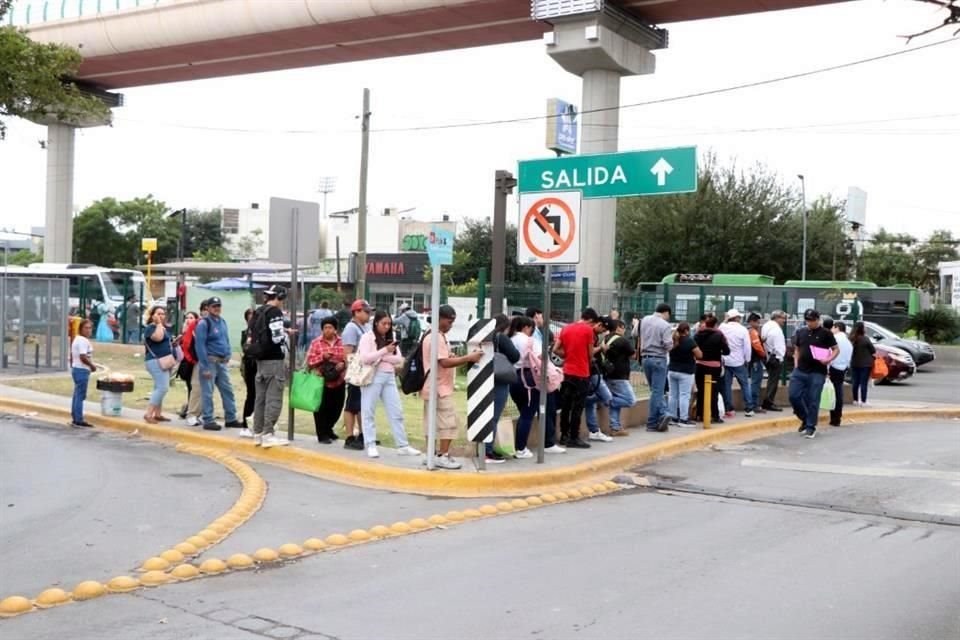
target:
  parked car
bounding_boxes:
[863,321,935,367]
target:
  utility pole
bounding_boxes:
[798,174,808,281]
[355,89,371,299]
[490,170,516,316]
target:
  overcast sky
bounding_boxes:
[0,0,957,244]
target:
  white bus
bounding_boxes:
[7,263,153,314]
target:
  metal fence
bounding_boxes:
[1,276,70,373]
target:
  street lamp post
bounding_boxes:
[797,174,808,281]
[318,176,336,219]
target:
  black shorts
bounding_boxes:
[345,384,361,414]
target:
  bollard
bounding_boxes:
[703,375,712,430]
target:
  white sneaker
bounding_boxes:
[238,428,254,438]
[185,416,199,426]
[588,431,613,442]
[514,448,534,459]
[261,434,289,448]
[366,445,380,458]
[545,444,567,454]
[253,434,262,446]
[396,445,421,456]
[435,454,462,470]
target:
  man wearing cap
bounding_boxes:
[341,299,372,448]
[248,285,293,448]
[194,296,241,431]
[421,304,483,469]
[790,309,839,438]
[719,309,755,418]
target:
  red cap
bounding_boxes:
[351,299,372,313]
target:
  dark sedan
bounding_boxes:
[863,321,936,367]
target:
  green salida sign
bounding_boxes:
[518,146,697,199]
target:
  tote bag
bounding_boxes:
[345,353,377,387]
[290,370,325,412]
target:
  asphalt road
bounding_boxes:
[3,410,958,639]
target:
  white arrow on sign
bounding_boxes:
[650,157,674,186]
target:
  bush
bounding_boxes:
[906,307,960,344]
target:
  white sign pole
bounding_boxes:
[426,266,441,471]
[537,264,552,464]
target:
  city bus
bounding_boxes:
[623,274,920,333]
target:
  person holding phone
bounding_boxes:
[357,310,421,459]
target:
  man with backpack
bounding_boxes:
[194,297,241,432]
[245,285,293,448]
[393,303,421,358]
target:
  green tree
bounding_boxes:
[859,228,959,291]
[182,209,223,258]
[233,229,264,261]
[72,195,180,266]
[914,229,959,293]
[2,249,41,266]
[308,285,342,308]
[193,246,231,262]
[448,219,541,286]
[0,1,110,139]
[615,157,851,285]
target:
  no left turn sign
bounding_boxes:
[517,191,581,265]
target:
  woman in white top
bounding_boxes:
[357,310,421,459]
[70,319,97,427]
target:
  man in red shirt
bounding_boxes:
[554,308,604,448]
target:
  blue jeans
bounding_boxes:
[361,370,410,448]
[486,382,511,455]
[749,360,765,410]
[789,368,826,432]
[200,361,237,425]
[71,367,90,424]
[722,364,753,412]
[642,356,668,427]
[145,358,170,407]
[126,329,140,345]
[509,369,557,450]
[584,375,612,433]
[850,366,871,403]
[605,379,636,430]
[667,371,694,421]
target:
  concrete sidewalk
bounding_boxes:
[3,381,957,498]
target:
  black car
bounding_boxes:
[863,321,936,367]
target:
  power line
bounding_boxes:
[371,37,960,133]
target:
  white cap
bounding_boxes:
[725,308,742,320]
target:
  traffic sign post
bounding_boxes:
[518,147,697,198]
[425,225,454,471]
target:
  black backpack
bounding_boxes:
[399,331,430,395]
[242,306,269,359]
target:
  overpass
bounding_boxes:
[11,0,844,287]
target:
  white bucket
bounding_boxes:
[100,390,123,417]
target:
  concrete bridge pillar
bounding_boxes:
[544,8,663,293]
[44,123,77,263]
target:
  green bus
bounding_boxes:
[621,274,920,333]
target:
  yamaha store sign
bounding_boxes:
[354,252,431,312]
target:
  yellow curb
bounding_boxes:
[34,588,71,609]
[8,399,955,498]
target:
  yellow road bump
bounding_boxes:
[347,530,372,543]
[186,535,210,550]
[227,554,255,570]
[71,581,106,601]
[478,505,498,516]
[408,518,431,530]
[160,549,185,565]
[170,564,200,580]
[106,576,140,593]
[253,548,279,562]
[199,559,227,575]
[427,515,448,525]
[325,534,349,546]
[495,502,514,513]
[303,538,328,551]
[139,571,171,587]
[140,557,170,572]
[525,496,544,506]
[174,542,199,556]
[278,543,304,558]
[0,596,33,618]
[539,494,557,504]
[463,508,483,519]
[34,588,71,609]
[567,489,583,499]
[510,498,528,509]
[592,483,609,493]
[604,481,619,491]
[579,486,596,497]
[445,511,466,522]
[198,529,220,543]
[389,522,412,535]
[553,491,569,501]
[369,525,392,538]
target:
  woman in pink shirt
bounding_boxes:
[358,310,421,459]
